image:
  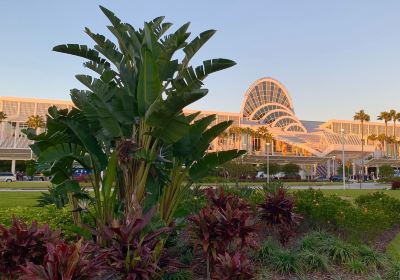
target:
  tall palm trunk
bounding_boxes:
[394,120,397,159]
[385,122,388,157]
[361,120,365,186]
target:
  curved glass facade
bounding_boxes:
[241,78,306,132]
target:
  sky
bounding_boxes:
[0,0,400,121]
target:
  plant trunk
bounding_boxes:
[206,254,211,280]
[394,120,397,159]
[361,120,364,188]
[385,123,388,157]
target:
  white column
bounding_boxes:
[11,160,16,174]
[327,160,331,178]
[376,166,380,179]
[352,162,356,177]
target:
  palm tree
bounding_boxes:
[217,130,229,151]
[26,115,45,133]
[390,110,400,159]
[377,111,391,157]
[0,111,6,122]
[354,109,370,184]
[256,126,274,154]
[228,126,242,149]
[377,134,387,157]
[0,111,7,142]
[241,127,254,152]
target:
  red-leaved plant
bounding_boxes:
[0,217,60,277]
[211,251,254,280]
[20,239,111,280]
[258,188,302,244]
[98,207,171,280]
[188,188,258,279]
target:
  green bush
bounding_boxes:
[384,261,400,280]
[0,205,88,239]
[357,245,384,269]
[269,249,301,274]
[346,259,368,274]
[254,238,281,262]
[297,230,332,251]
[320,237,356,264]
[163,270,193,280]
[356,192,400,223]
[294,189,392,242]
[298,249,330,272]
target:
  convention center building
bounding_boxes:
[1,77,399,177]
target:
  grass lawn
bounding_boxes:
[387,232,400,261]
[315,189,400,201]
[0,192,42,208]
[0,181,51,189]
[201,181,345,187]
[0,181,92,189]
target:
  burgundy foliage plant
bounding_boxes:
[211,251,254,280]
[0,217,60,277]
[20,239,111,280]
[98,207,171,280]
[258,188,302,244]
[188,188,259,279]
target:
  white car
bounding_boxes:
[0,172,16,182]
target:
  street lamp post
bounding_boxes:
[332,156,336,178]
[266,142,271,184]
[341,128,346,189]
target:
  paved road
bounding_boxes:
[0,182,389,191]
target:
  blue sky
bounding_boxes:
[1,0,399,121]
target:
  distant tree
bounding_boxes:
[26,115,45,131]
[390,110,400,159]
[337,164,353,177]
[380,164,394,178]
[0,111,7,122]
[228,126,242,149]
[282,163,300,177]
[354,109,370,182]
[25,160,36,177]
[261,162,281,176]
[222,160,257,186]
[377,111,392,157]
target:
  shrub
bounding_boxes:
[299,249,330,272]
[0,218,60,277]
[320,237,356,264]
[254,238,280,262]
[212,252,254,280]
[98,207,171,279]
[269,249,301,274]
[297,230,331,251]
[355,192,400,223]
[384,261,400,280]
[392,181,400,190]
[258,188,301,244]
[163,270,193,280]
[346,259,368,274]
[0,205,89,239]
[294,189,392,242]
[357,245,384,268]
[188,188,258,279]
[20,239,111,280]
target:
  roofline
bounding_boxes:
[0,96,72,105]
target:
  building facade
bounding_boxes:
[1,77,398,177]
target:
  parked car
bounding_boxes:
[315,176,329,182]
[331,176,344,182]
[0,172,16,182]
